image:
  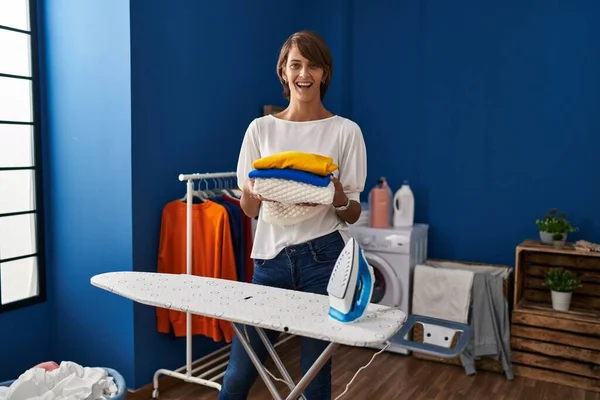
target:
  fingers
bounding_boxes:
[243,179,265,203]
[243,179,253,193]
[331,178,345,202]
[330,175,343,189]
[250,192,264,201]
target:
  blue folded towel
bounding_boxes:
[248,168,332,187]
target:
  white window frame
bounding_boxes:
[0,0,46,313]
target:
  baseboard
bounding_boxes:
[124,345,233,400]
[126,374,183,400]
[125,335,297,399]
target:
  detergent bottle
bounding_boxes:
[369,177,392,228]
[393,181,415,227]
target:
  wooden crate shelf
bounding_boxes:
[511,239,600,393]
[514,239,600,311]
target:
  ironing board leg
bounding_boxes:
[255,328,307,400]
[286,342,338,400]
[231,323,283,400]
[232,323,338,400]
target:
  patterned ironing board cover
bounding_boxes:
[91,271,406,347]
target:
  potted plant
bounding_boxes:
[552,233,565,248]
[535,209,578,245]
[542,267,582,311]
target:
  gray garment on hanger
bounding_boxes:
[459,267,514,380]
[426,261,514,380]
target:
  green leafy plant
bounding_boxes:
[552,233,563,241]
[542,267,582,293]
[536,209,578,234]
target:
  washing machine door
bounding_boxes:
[363,252,402,308]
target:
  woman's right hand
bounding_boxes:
[244,178,267,201]
[240,178,263,218]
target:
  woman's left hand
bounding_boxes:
[331,176,348,207]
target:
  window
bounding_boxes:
[0,0,46,313]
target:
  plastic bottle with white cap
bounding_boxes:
[393,181,414,227]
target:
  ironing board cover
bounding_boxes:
[91,272,406,347]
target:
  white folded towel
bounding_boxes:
[252,178,334,205]
[412,264,474,323]
[251,177,334,226]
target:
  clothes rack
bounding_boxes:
[152,171,295,399]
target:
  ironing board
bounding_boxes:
[90,271,407,400]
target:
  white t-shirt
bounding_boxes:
[236,114,368,260]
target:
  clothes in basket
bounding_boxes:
[0,361,126,400]
[422,260,514,380]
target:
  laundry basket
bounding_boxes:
[0,367,126,399]
[411,258,513,375]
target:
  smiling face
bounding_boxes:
[276,31,333,103]
[282,46,326,104]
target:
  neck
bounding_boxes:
[281,99,333,122]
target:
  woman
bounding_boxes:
[218,30,367,400]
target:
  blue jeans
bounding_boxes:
[218,230,345,400]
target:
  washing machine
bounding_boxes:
[348,223,429,354]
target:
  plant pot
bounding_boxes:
[551,290,572,311]
[553,240,565,249]
[540,231,567,245]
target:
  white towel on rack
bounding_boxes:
[412,264,474,323]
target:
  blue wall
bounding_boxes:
[352,0,600,265]
[3,0,599,390]
[129,0,295,386]
[0,0,135,384]
[38,0,135,385]
[0,304,53,381]
[128,0,355,387]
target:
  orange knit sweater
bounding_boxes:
[156,200,236,342]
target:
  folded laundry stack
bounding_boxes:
[249,151,337,225]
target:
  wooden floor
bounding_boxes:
[155,337,600,400]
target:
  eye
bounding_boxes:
[290,63,300,69]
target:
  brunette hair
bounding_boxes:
[276,31,333,101]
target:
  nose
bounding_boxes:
[299,66,310,77]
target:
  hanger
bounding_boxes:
[180,181,206,202]
[218,178,234,198]
[231,188,242,199]
[210,178,223,196]
[221,177,242,199]
[197,179,216,201]
[193,187,209,201]
[226,177,242,199]
[203,178,217,198]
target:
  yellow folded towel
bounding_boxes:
[252,151,338,176]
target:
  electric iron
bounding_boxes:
[327,237,375,323]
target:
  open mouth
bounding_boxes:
[296,82,313,89]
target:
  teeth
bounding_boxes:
[297,82,312,87]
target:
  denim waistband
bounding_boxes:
[283,230,343,255]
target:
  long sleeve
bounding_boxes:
[156,202,173,333]
[215,211,237,342]
[236,119,261,190]
[338,120,368,202]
